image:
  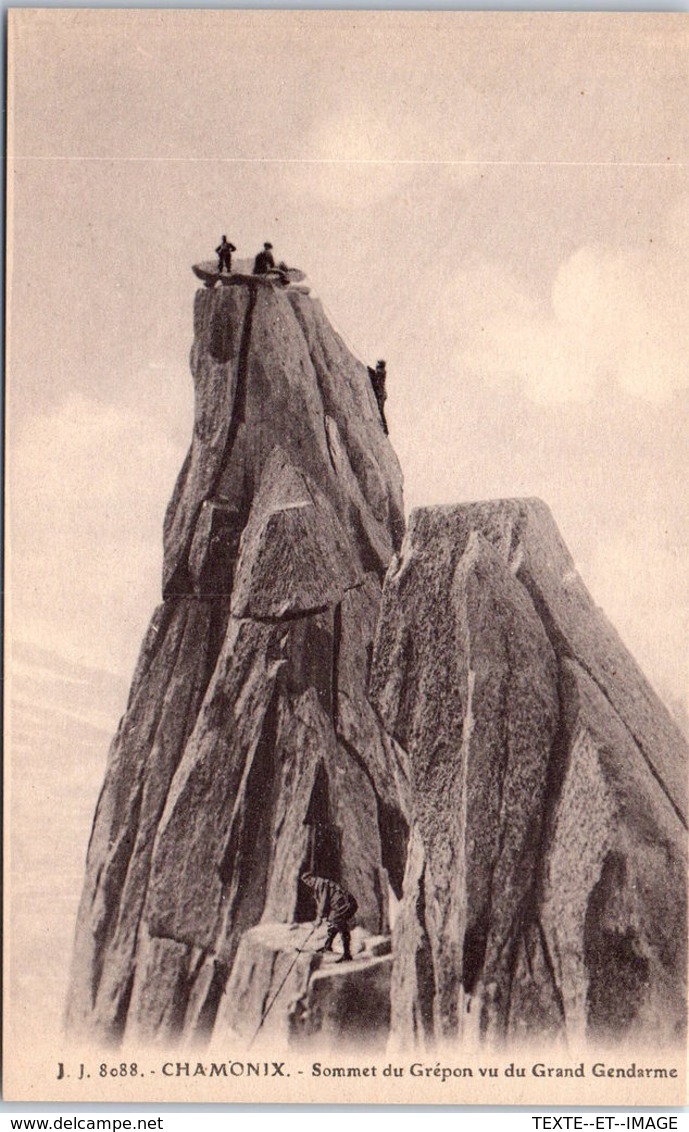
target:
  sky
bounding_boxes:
[7,10,689,726]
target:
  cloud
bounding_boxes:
[295,98,477,209]
[456,220,689,404]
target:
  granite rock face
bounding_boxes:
[67,277,686,1051]
[163,284,404,598]
[66,279,407,1044]
[370,500,687,1046]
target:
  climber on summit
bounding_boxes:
[301,872,358,962]
[216,235,236,274]
[253,242,275,274]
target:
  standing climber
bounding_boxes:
[216,235,237,274]
[367,359,389,435]
[301,872,358,962]
[253,242,275,274]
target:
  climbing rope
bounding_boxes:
[247,921,320,1049]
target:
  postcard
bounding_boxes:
[5,9,688,1105]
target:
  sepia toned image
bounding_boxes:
[4,9,688,1105]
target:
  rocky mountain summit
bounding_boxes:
[67,273,686,1049]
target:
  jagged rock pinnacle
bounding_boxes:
[66,277,408,1044]
[371,499,687,1046]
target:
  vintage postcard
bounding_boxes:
[5,9,688,1105]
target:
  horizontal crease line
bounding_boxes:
[8,156,687,168]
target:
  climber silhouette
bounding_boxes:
[367,359,389,435]
[253,242,275,275]
[301,872,358,962]
[216,235,236,274]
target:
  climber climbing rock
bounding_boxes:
[216,235,237,274]
[301,872,358,962]
[367,359,389,435]
[253,242,275,274]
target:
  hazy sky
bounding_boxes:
[8,10,689,723]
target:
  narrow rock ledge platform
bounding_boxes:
[215,922,392,1050]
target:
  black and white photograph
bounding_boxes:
[5,9,688,1105]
